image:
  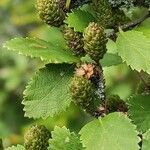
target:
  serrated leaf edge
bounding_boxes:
[127,94,150,133]
[102,113,141,144]
[22,66,73,119]
[79,112,141,148]
[116,31,150,74]
[3,37,79,64]
[5,144,25,149]
[49,126,84,149]
[64,8,94,33]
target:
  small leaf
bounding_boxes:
[100,39,122,67]
[128,95,150,132]
[100,53,122,67]
[23,64,74,119]
[65,9,95,32]
[106,39,117,54]
[5,145,25,150]
[116,30,150,74]
[48,126,84,150]
[142,129,150,150]
[80,54,96,64]
[3,38,79,64]
[79,112,140,150]
[135,18,150,39]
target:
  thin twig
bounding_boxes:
[120,11,150,30]
[107,11,150,38]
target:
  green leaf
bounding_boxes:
[142,129,150,150]
[99,39,122,67]
[40,26,67,49]
[3,38,79,64]
[65,9,95,32]
[129,7,148,20]
[79,112,140,150]
[81,53,122,67]
[128,95,150,133]
[48,126,84,150]
[5,145,25,150]
[100,53,122,67]
[80,4,96,18]
[23,64,74,119]
[106,39,117,54]
[135,18,150,39]
[116,30,150,74]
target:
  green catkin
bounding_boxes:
[36,0,65,27]
[70,76,93,108]
[70,64,106,117]
[63,26,85,56]
[24,125,51,150]
[83,22,107,62]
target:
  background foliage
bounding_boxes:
[0,0,150,149]
[0,2,91,147]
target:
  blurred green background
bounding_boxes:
[0,0,137,148]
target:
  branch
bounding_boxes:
[119,11,150,30]
[107,11,150,38]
